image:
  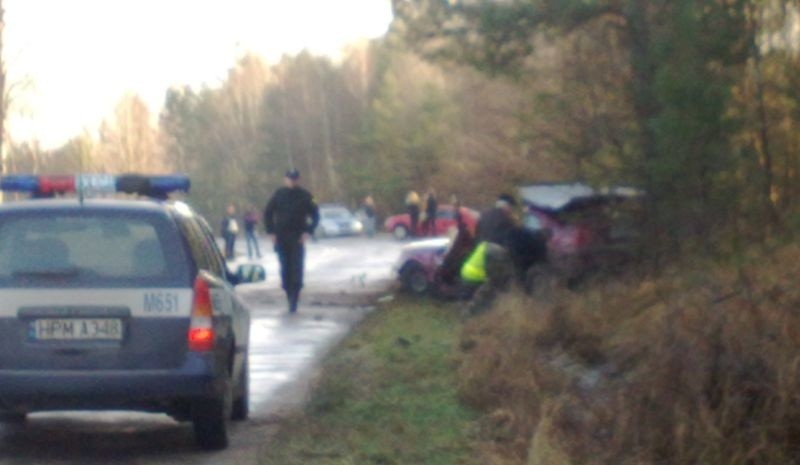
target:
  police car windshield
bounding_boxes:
[0,209,191,288]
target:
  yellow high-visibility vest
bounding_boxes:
[461,242,488,283]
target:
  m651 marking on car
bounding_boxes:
[143,291,180,313]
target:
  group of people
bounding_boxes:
[221,169,538,316]
[436,192,548,315]
[220,205,263,261]
[404,188,438,237]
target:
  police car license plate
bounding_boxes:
[30,318,123,341]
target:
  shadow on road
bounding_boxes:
[0,412,197,463]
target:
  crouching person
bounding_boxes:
[459,241,514,317]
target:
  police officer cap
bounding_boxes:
[285,169,301,180]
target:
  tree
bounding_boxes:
[394,0,754,250]
[98,94,165,173]
[160,55,274,221]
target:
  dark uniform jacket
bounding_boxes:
[426,195,438,217]
[475,207,516,246]
[263,187,320,241]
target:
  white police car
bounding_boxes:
[0,174,265,450]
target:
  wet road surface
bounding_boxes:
[0,236,406,464]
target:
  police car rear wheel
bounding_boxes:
[192,366,233,450]
[231,357,250,421]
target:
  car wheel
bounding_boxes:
[231,357,249,421]
[193,362,233,450]
[393,225,409,240]
[402,263,429,295]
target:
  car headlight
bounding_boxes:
[353,220,363,232]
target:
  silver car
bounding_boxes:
[315,204,364,238]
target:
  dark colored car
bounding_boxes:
[384,204,479,240]
[0,174,266,450]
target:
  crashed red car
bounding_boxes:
[383,204,479,240]
[520,183,644,284]
[394,183,643,295]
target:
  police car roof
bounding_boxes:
[0,197,188,214]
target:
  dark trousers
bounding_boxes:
[408,207,420,237]
[245,231,261,258]
[275,237,305,293]
[423,216,436,236]
[224,234,236,260]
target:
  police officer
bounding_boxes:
[263,169,320,313]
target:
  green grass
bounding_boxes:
[259,298,479,465]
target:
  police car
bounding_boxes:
[0,174,265,450]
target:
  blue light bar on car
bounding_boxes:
[0,174,191,198]
[0,175,39,193]
[116,174,191,199]
[144,175,191,197]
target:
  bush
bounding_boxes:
[459,244,800,465]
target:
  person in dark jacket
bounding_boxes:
[263,169,320,313]
[243,208,261,259]
[437,198,475,288]
[460,193,521,316]
[475,193,518,245]
[423,188,438,236]
[221,204,239,260]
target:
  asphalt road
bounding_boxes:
[0,235,406,464]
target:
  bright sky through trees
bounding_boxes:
[5,0,394,148]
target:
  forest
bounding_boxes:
[4,0,800,252]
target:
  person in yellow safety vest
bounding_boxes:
[461,241,488,283]
[460,237,515,317]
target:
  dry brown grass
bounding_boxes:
[458,243,800,465]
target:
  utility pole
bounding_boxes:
[0,0,6,177]
[0,0,6,202]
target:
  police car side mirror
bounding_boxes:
[233,264,267,285]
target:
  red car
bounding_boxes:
[394,184,642,295]
[384,205,480,240]
[520,183,643,280]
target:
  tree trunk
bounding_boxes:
[624,2,671,255]
[749,4,781,226]
[319,84,341,199]
[0,0,6,180]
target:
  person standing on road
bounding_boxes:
[405,191,421,238]
[263,169,320,314]
[221,204,239,260]
[243,208,262,259]
[423,188,438,236]
[362,195,377,237]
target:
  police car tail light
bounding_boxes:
[188,277,215,352]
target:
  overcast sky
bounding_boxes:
[5,0,394,149]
